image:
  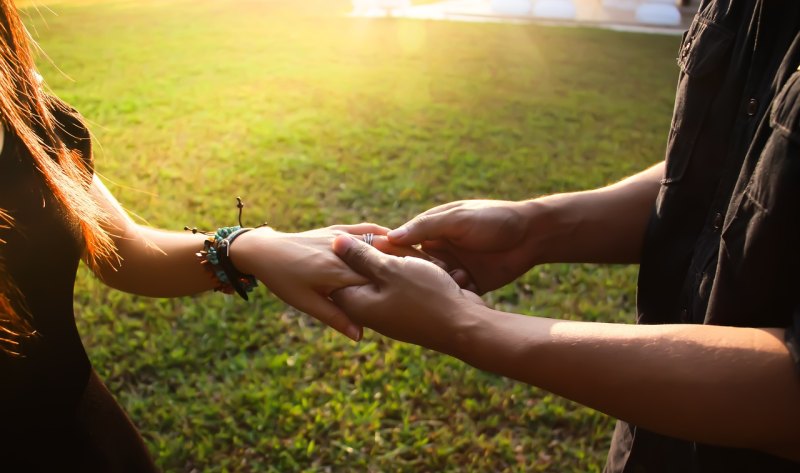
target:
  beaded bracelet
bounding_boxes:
[186,198,264,301]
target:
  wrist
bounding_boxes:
[451,305,550,379]
[517,198,556,266]
[519,194,582,265]
[193,226,260,300]
[228,226,278,275]
[444,301,494,361]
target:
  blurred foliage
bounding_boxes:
[24,0,679,471]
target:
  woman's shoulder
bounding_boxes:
[47,95,92,168]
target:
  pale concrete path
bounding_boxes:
[350,0,700,35]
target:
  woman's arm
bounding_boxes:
[89,176,384,340]
[90,176,213,297]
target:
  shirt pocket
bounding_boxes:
[713,71,800,326]
[741,71,800,219]
[769,71,800,146]
[662,17,734,185]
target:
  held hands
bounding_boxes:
[330,235,486,353]
[227,198,538,343]
[230,223,391,341]
[229,223,435,341]
[387,200,539,294]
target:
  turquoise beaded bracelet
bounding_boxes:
[186,198,264,301]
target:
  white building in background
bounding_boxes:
[352,0,411,15]
[352,0,687,28]
[490,0,532,15]
[634,0,682,25]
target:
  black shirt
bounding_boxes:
[606,1,800,471]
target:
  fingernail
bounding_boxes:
[333,234,356,254]
[388,226,407,240]
[347,325,362,342]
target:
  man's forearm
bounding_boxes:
[522,162,664,265]
[451,306,800,460]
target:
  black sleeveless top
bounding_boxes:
[0,104,93,426]
[0,104,158,471]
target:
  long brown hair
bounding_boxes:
[0,0,115,356]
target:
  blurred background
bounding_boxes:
[23,0,684,470]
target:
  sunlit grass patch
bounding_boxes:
[26,0,678,470]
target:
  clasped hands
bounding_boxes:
[230,200,538,350]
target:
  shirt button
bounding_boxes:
[681,308,690,322]
[680,39,692,60]
[712,212,723,231]
[746,98,758,116]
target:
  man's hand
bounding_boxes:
[387,200,539,294]
[330,235,485,354]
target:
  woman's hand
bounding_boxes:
[330,235,486,354]
[229,223,390,341]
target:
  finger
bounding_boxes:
[321,260,372,289]
[387,201,466,245]
[332,235,392,281]
[388,210,461,246]
[296,290,364,342]
[330,285,371,323]
[422,244,481,291]
[462,289,486,306]
[323,269,370,290]
[372,236,430,259]
[449,268,474,288]
[373,236,450,270]
[416,201,462,218]
[420,239,449,251]
[426,254,450,271]
[331,222,391,235]
[421,243,463,273]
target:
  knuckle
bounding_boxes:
[413,214,434,232]
[374,262,391,280]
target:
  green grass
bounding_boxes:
[25,0,679,470]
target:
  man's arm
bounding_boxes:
[458,308,800,461]
[387,162,664,292]
[525,161,664,265]
[331,236,800,462]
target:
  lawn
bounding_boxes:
[25,0,679,471]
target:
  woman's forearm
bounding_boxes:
[90,177,377,337]
[522,162,664,265]
[452,306,800,460]
[90,177,214,296]
[99,224,214,297]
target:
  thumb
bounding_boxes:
[332,235,389,281]
[388,212,453,246]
